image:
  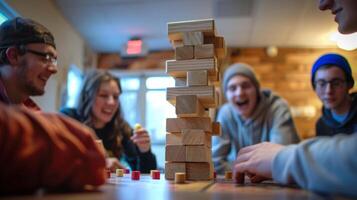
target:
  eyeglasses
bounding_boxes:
[315,78,346,90]
[24,48,57,66]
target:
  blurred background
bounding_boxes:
[1,0,356,170]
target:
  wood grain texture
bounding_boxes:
[166,117,212,133]
[194,44,214,59]
[168,19,215,41]
[165,162,186,180]
[167,86,217,108]
[183,32,203,46]
[186,162,214,180]
[182,129,211,147]
[187,70,208,86]
[175,45,194,60]
[176,95,205,117]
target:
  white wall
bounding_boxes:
[4,0,86,112]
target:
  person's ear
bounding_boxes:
[5,47,21,66]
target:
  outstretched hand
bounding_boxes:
[234,142,285,182]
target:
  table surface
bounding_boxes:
[6,174,351,200]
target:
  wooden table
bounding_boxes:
[6,174,351,200]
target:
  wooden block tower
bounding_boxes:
[165,19,226,180]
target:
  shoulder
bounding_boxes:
[261,90,290,112]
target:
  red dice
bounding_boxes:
[152,171,160,180]
[131,170,140,180]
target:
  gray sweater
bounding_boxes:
[213,90,300,173]
[273,133,357,197]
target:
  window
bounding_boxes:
[65,65,83,108]
[113,70,176,144]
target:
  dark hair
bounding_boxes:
[0,45,26,65]
[76,70,131,157]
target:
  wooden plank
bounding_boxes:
[175,45,194,60]
[175,77,186,87]
[183,32,203,46]
[166,117,212,133]
[182,129,211,147]
[211,122,221,136]
[166,132,182,145]
[166,58,217,78]
[165,162,186,180]
[186,162,214,180]
[167,86,217,108]
[186,146,211,162]
[176,95,205,117]
[203,36,226,59]
[165,145,186,162]
[194,44,214,59]
[187,70,208,86]
[168,19,215,41]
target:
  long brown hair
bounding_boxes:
[76,70,131,157]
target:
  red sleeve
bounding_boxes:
[0,104,106,194]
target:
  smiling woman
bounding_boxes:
[60,70,157,173]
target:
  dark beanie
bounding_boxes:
[311,53,354,89]
[223,63,260,93]
[0,17,56,49]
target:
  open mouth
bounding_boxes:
[235,100,249,107]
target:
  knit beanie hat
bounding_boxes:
[223,63,260,93]
[311,53,354,89]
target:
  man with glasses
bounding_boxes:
[312,53,357,136]
[0,17,106,194]
[233,0,357,197]
[212,63,300,174]
[0,17,57,109]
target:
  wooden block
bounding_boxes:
[171,40,183,48]
[167,86,217,108]
[166,58,218,79]
[186,162,214,180]
[175,172,186,184]
[168,19,215,41]
[187,70,208,86]
[166,117,212,133]
[211,122,221,136]
[165,162,186,180]
[186,146,211,162]
[175,45,194,60]
[194,44,214,59]
[176,95,205,117]
[116,169,124,177]
[182,129,211,147]
[165,145,186,162]
[225,171,233,180]
[203,36,226,59]
[174,77,186,87]
[235,172,245,184]
[183,32,203,45]
[166,133,182,145]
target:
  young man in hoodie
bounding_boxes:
[234,0,357,197]
[312,53,357,136]
[212,63,300,174]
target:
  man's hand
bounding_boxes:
[234,142,285,181]
[106,157,126,172]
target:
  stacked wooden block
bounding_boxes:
[165,19,226,181]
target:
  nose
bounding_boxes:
[318,0,332,11]
[234,86,243,96]
[107,95,117,105]
[47,64,58,74]
[324,83,333,93]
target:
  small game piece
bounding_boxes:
[131,171,140,180]
[124,168,130,174]
[175,172,186,184]
[116,169,124,177]
[134,123,142,131]
[225,171,233,180]
[235,172,245,184]
[151,170,160,180]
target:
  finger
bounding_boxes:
[236,150,253,164]
[234,162,250,174]
[237,143,262,156]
